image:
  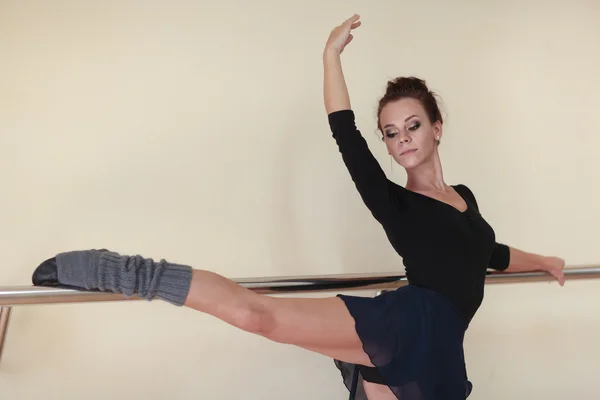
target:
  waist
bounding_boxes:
[400,283,470,330]
[405,273,485,325]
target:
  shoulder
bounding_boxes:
[454,183,475,198]
[453,184,479,210]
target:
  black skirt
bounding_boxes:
[335,285,473,400]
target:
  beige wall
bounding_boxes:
[1,1,599,399]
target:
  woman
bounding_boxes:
[32,14,565,400]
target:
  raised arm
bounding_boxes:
[323,15,400,221]
[323,15,358,114]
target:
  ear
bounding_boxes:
[433,121,443,143]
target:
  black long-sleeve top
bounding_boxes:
[329,109,510,323]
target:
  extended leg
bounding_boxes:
[32,250,375,367]
[185,269,373,365]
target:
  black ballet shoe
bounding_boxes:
[32,256,59,287]
[31,249,110,290]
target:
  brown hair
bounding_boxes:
[376,77,443,137]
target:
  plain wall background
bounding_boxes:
[1,0,599,398]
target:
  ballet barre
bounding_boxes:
[1,265,599,367]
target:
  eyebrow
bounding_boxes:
[382,115,418,130]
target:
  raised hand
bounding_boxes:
[325,14,361,55]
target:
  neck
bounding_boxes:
[405,151,447,192]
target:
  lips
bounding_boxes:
[400,149,417,156]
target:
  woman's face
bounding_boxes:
[379,97,442,170]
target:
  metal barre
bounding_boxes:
[1,265,599,368]
[1,265,599,307]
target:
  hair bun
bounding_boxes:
[385,77,430,97]
[376,76,444,132]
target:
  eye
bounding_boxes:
[408,122,421,131]
[385,131,398,139]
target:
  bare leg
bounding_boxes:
[363,381,398,400]
[183,270,374,366]
[31,251,376,367]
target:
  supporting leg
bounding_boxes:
[363,381,399,400]
[0,306,12,368]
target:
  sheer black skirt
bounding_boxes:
[335,285,473,400]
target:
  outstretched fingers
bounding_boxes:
[343,14,361,33]
[344,13,361,26]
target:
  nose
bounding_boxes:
[396,132,411,144]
